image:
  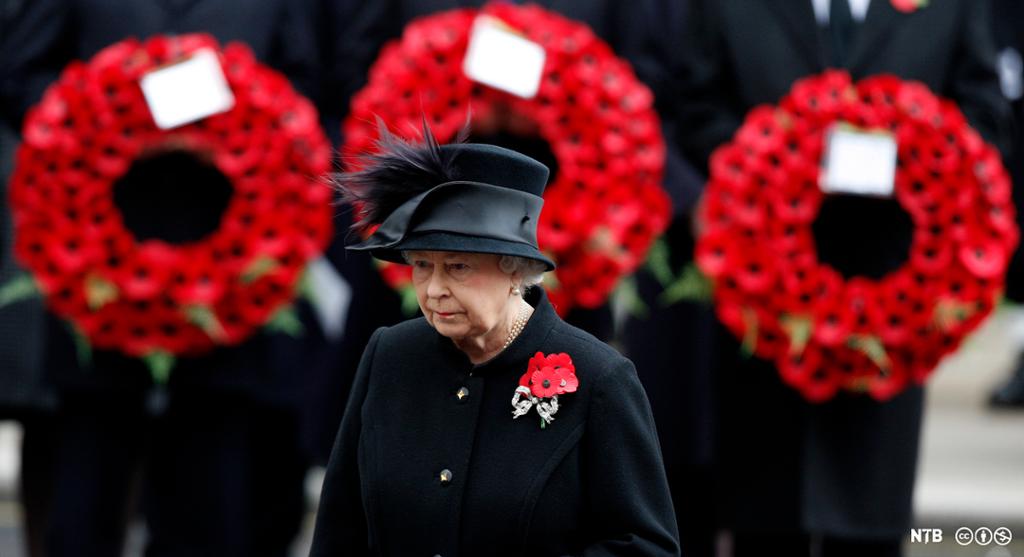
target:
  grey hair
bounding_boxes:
[498,255,547,290]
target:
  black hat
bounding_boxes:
[336,127,555,270]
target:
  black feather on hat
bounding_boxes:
[332,119,555,270]
[334,118,468,235]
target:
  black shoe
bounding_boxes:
[989,360,1024,409]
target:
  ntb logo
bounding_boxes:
[910,529,944,544]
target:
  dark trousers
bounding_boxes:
[21,412,59,557]
[39,391,306,557]
[620,218,720,557]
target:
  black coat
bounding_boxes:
[0,3,51,415]
[312,0,700,462]
[671,0,1009,165]
[310,287,680,557]
[668,0,1009,539]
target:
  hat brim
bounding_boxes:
[362,231,556,271]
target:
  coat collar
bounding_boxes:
[766,0,907,74]
[157,0,204,16]
[765,0,828,71]
[435,287,559,374]
[846,0,904,74]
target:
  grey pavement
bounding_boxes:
[907,308,1024,557]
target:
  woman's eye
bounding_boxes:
[413,260,432,269]
[447,263,470,276]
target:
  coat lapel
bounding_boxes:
[846,0,904,73]
[765,0,828,71]
[156,0,204,17]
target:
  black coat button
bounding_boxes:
[456,386,469,403]
[439,469,452,486]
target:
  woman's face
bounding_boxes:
[408,251,516,343]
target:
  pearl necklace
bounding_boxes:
[503,300,529,350]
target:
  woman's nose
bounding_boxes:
[426,269,449,298]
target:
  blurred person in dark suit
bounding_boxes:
[990,0,1024,409]
[1,1,327,555]
[1,2,59,556]
[664,0,1009,555]
[613,1,720,555]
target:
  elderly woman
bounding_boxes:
[309,128,680,557]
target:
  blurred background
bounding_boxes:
[1,1,1024,556]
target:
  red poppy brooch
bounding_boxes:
[512,352,578,429]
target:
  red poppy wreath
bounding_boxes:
[8,34,333,370]
[342,3,670,314]
[695,71,1018,402]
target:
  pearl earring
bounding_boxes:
[511,284,522,297]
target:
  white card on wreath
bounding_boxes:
[140,48,235,130]
[463,15,546,99]
[820,125,898,197]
